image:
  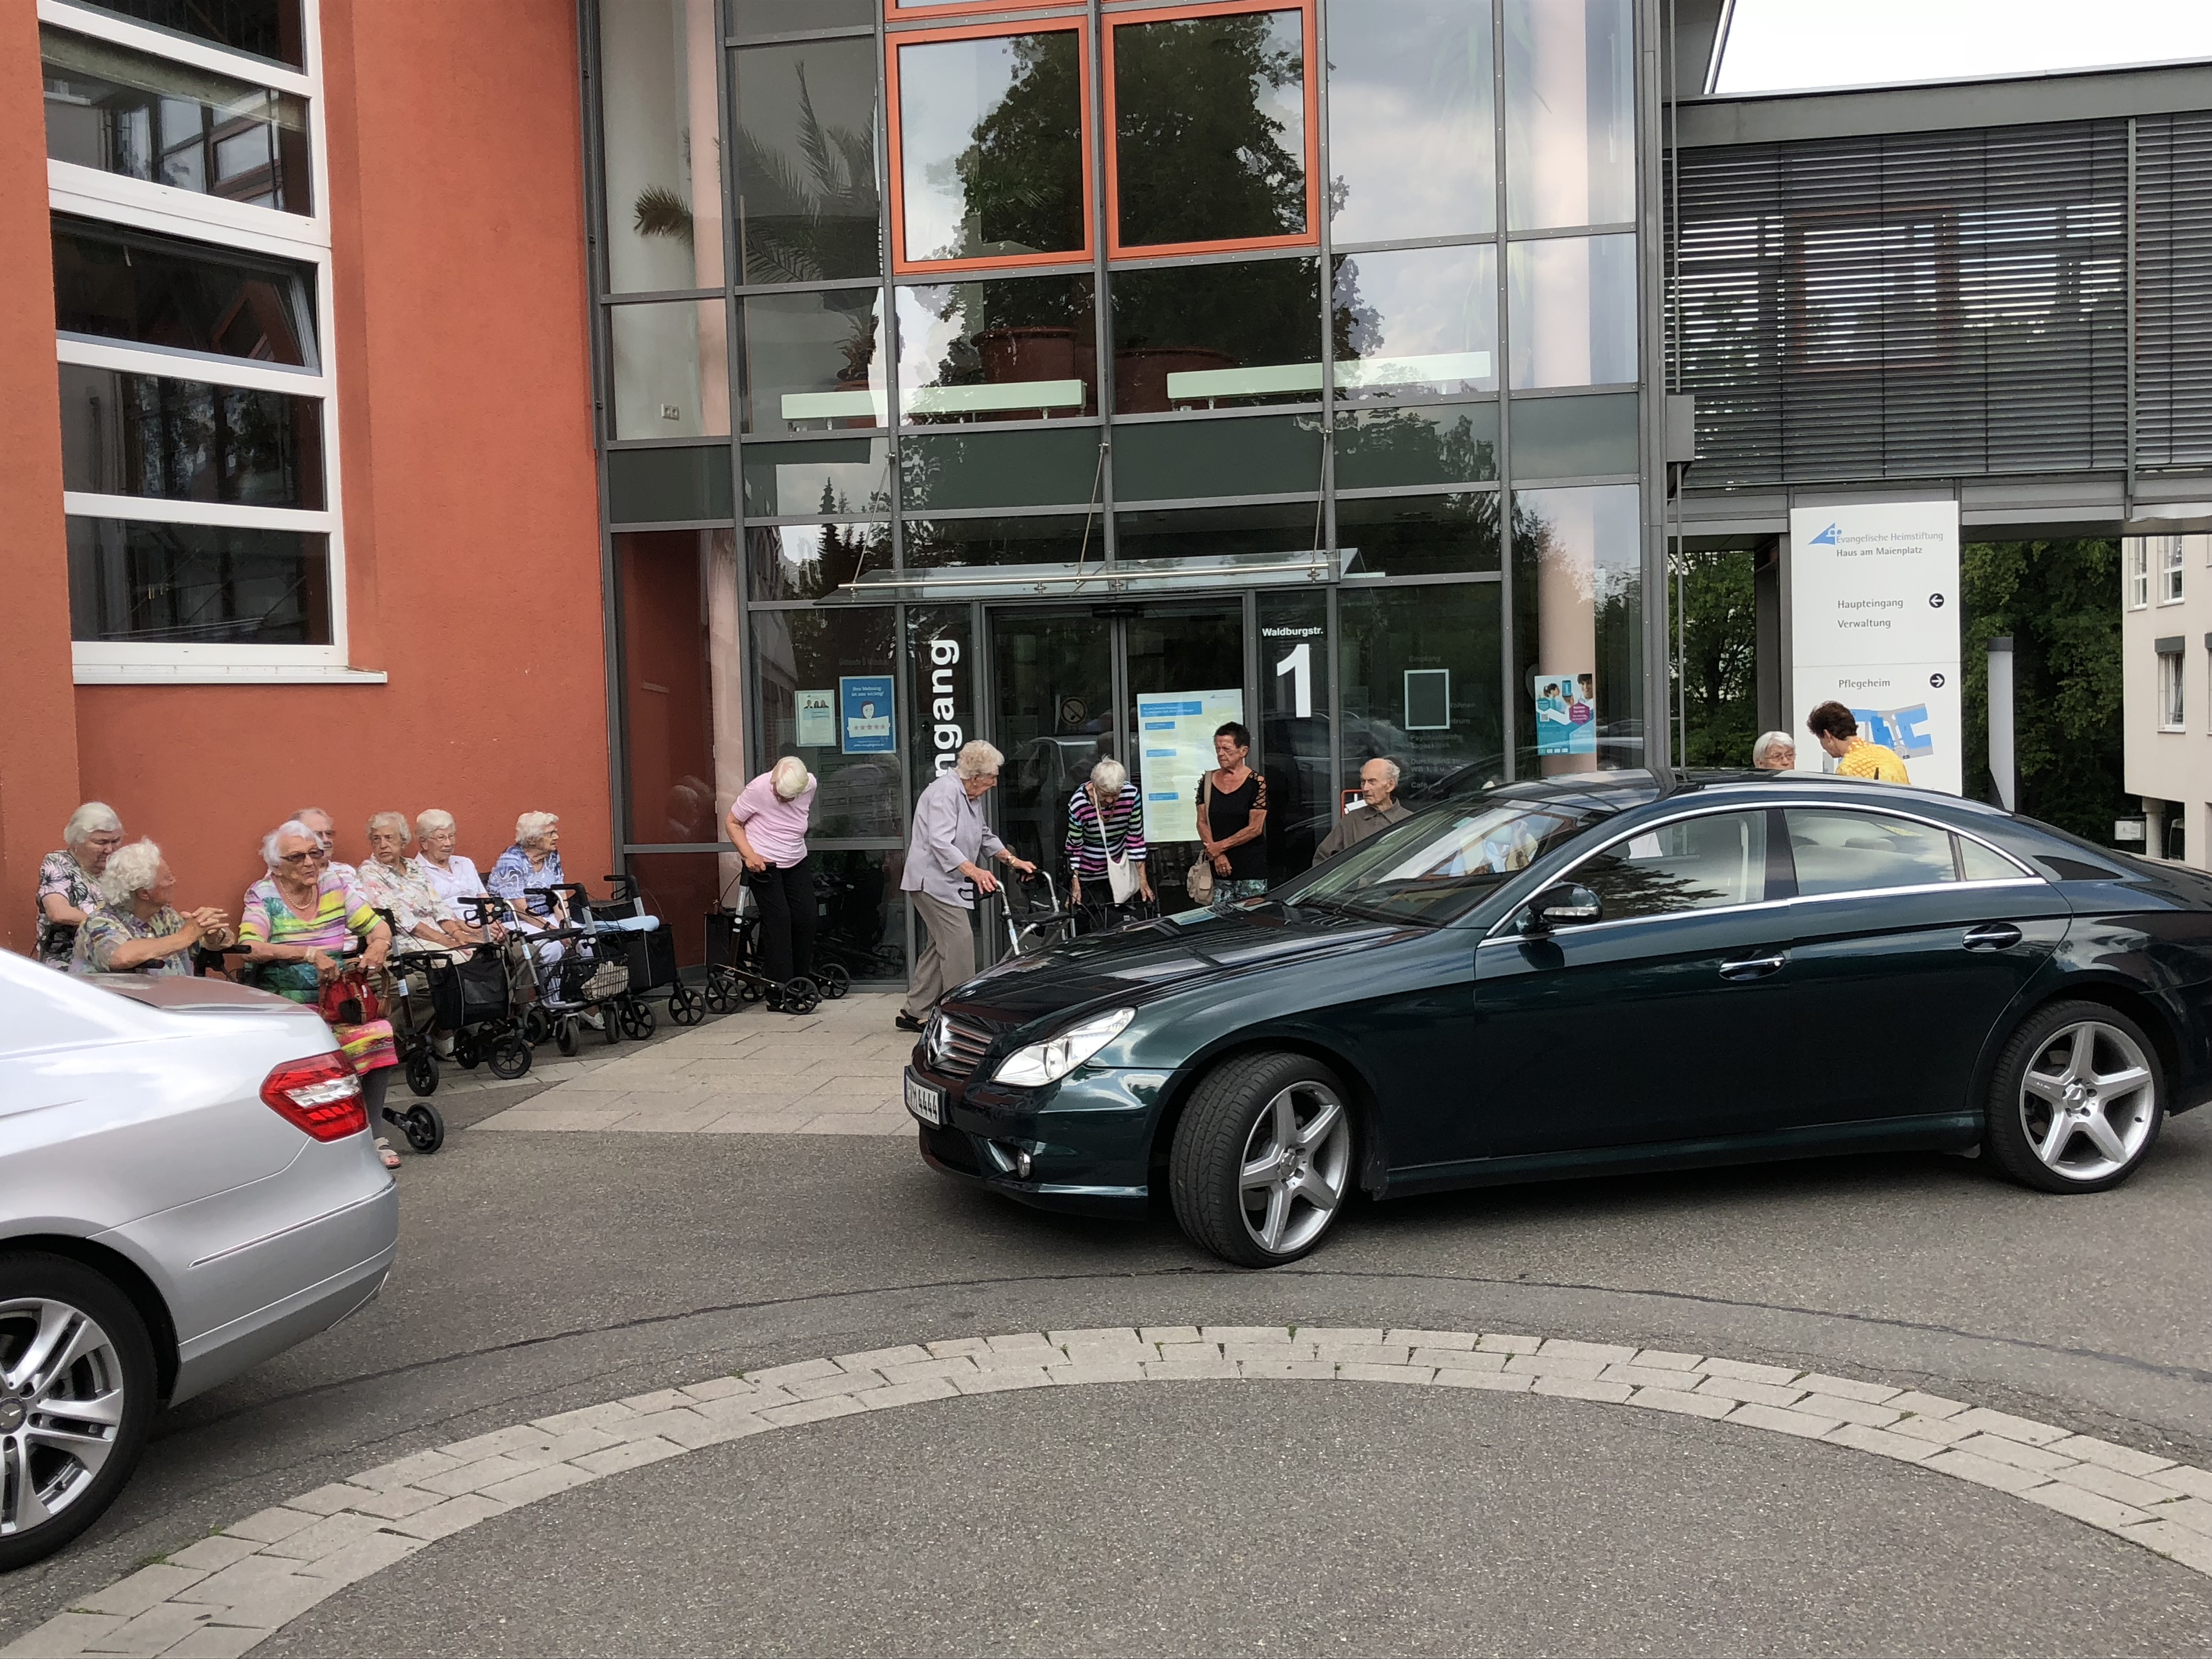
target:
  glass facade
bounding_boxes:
[585,0,1653,977]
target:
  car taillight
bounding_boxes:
[261,1052,367,1141]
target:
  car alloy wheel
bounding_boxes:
[0,1256,156,1571]
[1171,1052,1355,1267]
[1987,1001,2165,1193]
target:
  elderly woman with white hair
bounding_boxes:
[727,755,820,1006]
[36,802,126,969]
[896,740,1036,1033]
[359,811,486,955]
[1063,756,1150,916]
[69,839,231,976]
[488,811,572,941]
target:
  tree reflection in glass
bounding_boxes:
[1112,8,1309,250]
[896,30,1086,265]
[895,274,1098,422]
[733,40,882,284]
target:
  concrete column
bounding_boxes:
[1537,490,1599,776]
[0,1,84,953]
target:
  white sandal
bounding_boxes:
[374,1136,402,1170]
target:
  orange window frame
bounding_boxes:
[884,0,1082,19]
[885,15,1097,277]
[1103,0,1322,262]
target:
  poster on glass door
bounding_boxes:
[1530,670,1596,757]
[1136,689,1245,842]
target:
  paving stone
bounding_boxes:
[1137,1326,1202,1344]
[171,1556,338,1623]
[952,1367,1053,1395]
[983,1334,1061,1357]
[854,1378,961,1409]
[747,1358,845,1389]
[761,1395,870,1424]
[1532,1376,1634,1403]
[473,1108,631,1131]
[924,1337,994,1359]
[292,1530,425,1588]
[532,1400,640,1435]
[1628,1350,1702,1371]
[256,1512,391,1562]
[2126,1519,2212,1573]
[347,1448,463,1489]
[835,1345,932,1372]
[1536,1338,1638,1364]
[1948,1434,2078,1475]
[2045,1435,2177,1478]
[700,1113,820,1133]
[1415,1348,1508,1372]
[1792,1372,1901,1404]
[1222,1342,1316,1365]
[2160,1497,2212,1537]
[283,1484,360,1517]
[384,1493,512,1542]
[1336,1363,1437,1386]
[414,1453,546,1497]
[1430,1370,1532,1393]
[1201,1325,1291,1342]
[540,1427,629,1460]
[1143,1357,1239,1380]
[436,1424,551,1462]
[1600,1362,1707,1391]
[1696,1357,1800,1385]
[679,1375,751,1402]
[1238,1359,1338,1380]
[1692,1376,1805,1409]
[1310,1344,1413,1368]
[78,1600,214,1656]
[1728,1402,1843,1440]
[1046,1327,1140,1346]
[1887,1392,1971,1420]
[1888,1413,1979,1447]
[1822,1422,1940,1463]
[875,1357,979,1387]
[1297,1327,1385,1345]
[1474,1333,1541,1354]
[2145,1464,2212,1502]
[1793,1392,1904,1429]
[1385,1329,1476,1350]
[1925,1448,2053,1494]
[1047,1362,1148,1385]
[221,1507,320,1544]
[571,1435,686,1476]
[70,1565,211,1619]
[161,1627,274,1659]
[664,1401,775,1446]
[0,1612,127,1658]
[2021,1482,2153,1531]
[1503,1353,1607,1381]
[616,1389,689,1414]
[1624,1386,1733,1420]
[469,1459,595,1507]
[1948,1407,2070,1446]
[2046,1462,2179,1509]
[337,1482,446,1521]
[781,1370,874,1401]
[163,1538,263,1573]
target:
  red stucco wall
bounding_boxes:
[64,2,613,917]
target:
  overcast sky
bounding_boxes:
[1714,0,2212,94]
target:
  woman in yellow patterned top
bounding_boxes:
[1805,700,1911,783]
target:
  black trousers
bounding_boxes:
[751,856,816,983]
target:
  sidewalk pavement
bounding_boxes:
[461,990,916,1136]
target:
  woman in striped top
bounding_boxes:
[1064,757,1152,910]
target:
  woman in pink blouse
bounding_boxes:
[726,755,819,1007]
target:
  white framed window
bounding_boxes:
[41,0,373,685]
[2130,540,2150,608]
[2159,649,2186,731]
[2161,535,2185,604]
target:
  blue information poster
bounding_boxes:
[1135,688,1245,842]
[1530,669,1596,758]
[840,675,896,754]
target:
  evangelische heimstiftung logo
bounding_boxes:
[1808,522,1839,546]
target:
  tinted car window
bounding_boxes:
[1788,809,1955,896]
[1572,810,1768,920]
[1294,798,1600,924]
[1957,837,2025,882]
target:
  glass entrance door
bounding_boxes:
[985,599,1250,931]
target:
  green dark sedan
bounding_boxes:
[905,771,2212,1267]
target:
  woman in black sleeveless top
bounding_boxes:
[1195,721,1269,909]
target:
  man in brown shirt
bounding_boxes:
[1313,758,1414,865]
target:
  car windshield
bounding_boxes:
[1289,798,1604,925]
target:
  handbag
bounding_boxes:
[1186,774,1216,904]
[1091,786,1140,905]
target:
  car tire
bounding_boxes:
[1170,1052,1356,1268]
[1985,1000,2165,1194]
[0,1253,159,1572]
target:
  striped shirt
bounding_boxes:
[239,873,382,1003]
[1064,783,1147,881]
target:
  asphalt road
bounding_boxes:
[7,1103,2212,1653]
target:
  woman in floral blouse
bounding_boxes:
[36,802,125,969]
[70,840,231,977]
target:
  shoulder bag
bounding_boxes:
[1091,786,1141,904]
[1186,774,1216,904]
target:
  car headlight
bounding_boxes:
[992,1007,1136,1087]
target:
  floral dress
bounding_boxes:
[35,850,98,970]
[70,902,191,977]
[239,872,396,1074]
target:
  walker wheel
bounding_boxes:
[522,1006,553,1046]
[740,979,766,1003]
[817,963,851,1000]
[619,1001,654,1040]
[780,977,821,1015]
[556,1015,580,1057]
[404,1051,439,1097]
[602,1007,622,1045]
[489,1035,532,1080]
[669,984,704,1026]
[704,976,733,1014]
[452,1030,481,1070]
[399,1101,444,1154]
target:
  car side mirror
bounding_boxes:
[1524,882,1601,933]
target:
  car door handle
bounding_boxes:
[1718,953,1787,981]
[1963,923,2023,952]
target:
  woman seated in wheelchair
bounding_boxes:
[68,838,232,977]
[239,819,401,1167]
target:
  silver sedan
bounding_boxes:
[0,950,399,1570]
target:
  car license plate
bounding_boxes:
[904,1069,946,1127]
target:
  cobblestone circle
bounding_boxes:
[10,1325,2211,1657]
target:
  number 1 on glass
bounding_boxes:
[1274,642,1312,718]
